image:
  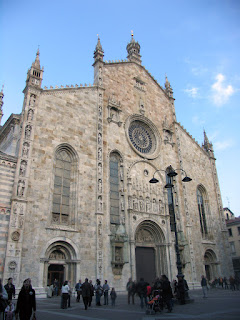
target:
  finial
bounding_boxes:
[1,84,4,93]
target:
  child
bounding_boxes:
[110,287,117,306]
[5,300,15,320]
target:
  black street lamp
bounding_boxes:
[149,165,192,277]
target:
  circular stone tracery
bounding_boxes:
[128,120,156,154]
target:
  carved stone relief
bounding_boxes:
[27,109,34,121]
[98,196,102,212]
[19,160,27,177]
[22,142,30,157]
[17,180,25,197]
[107,94,122,126]
[136,229,154,243]
[98,148,102,161]
[11,231,20,241]
[49,250,66,260]
[25,125,32,140]
[8,261,17,272]
[29,94,36,107]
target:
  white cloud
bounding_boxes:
[214,139,234,151]
[184,87,199,98]
[191,66,208,76]
[211,74,234,106]
[192,115,205,125]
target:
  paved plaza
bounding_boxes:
[29,288,240,320]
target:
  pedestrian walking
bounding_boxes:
[75,280,82,302]
[4,278,16,301]
[81,278,91,310]
[103,280,110,305]
[110,288,117,306]
[201,275,208,298]
[15,278,36,320]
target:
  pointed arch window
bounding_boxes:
[197,187,208,236]
[52,146,78,225]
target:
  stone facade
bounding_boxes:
[0,35,233,294]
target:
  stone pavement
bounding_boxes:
[24,288,240,320]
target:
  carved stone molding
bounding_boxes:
[107,94,122,126]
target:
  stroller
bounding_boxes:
[146,290,162,315]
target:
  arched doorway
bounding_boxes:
[43,241,77,288]
[48,264,64,288]
[204,249,218,281]
[135,220,166,283]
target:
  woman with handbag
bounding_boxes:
[15,278,36,320]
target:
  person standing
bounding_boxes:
[88,280,94,307]
[126,278,135,304]
[103,280,110,305]
[4,278,15,301]
[161,275,173,312]
[136,278,149,309]
[110,288,117,306]
[176,275,185,305]
[5,299,15,320]
[75,280,82,302]
[61,281,70,309]
[94,279,103,306]
[0,279,8,315]
[201,275,208,298]
[81,278,91,310]
[53,279,59,296]
[47,284,54,298]
[15,278,36,320]
[68,280,72,308]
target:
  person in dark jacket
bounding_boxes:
[81,278,92,310]
[136,278,149,308]
[15,278,36,320]
[88,280,94,307]
[161,275,173,312]
[176,275,185,305]
[126,278,136,304]
[4,278,15,301]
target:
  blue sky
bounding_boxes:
[1,0,240,215]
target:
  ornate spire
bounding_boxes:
[32,48,41,69]
[202,129,215,157]
[24,49,44,90]
[165,74,173,98]
[93,35,104,64]
[126,31,141,64]
[0,85,4,125]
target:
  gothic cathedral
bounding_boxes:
[0,35,233,295]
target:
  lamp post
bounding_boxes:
[149,165,192,277]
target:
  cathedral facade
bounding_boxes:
[0,35,233,294]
